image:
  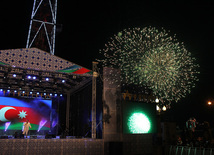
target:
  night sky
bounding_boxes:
[0,1,214,127]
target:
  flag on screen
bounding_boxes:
[0,97,51,130]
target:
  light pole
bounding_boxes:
[156,98,167,113]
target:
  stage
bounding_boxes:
[0,137,104,155]
[0,49,157,155]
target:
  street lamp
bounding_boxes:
[162,106,167,111]
[155,98,161,112]
[155,98,167,112]
[155,98,159,103]
[208,101,212,105]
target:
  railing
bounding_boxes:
[167,145,213,155]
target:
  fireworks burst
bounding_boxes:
[98,27,199,102]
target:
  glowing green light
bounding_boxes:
[128,112,151,133]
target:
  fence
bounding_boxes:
[167,145,213,155]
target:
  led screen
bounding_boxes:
[0,97,52,131]
[123,101,157,134]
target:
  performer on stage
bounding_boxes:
[23,119,32,138]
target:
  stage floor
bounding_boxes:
[0,137,104,155]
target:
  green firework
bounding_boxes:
[98,27,199,102]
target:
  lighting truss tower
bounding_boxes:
[92,61,98,138]
[26,0,57,55]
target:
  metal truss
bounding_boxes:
[26,0,57,55]
[92,62,99,138]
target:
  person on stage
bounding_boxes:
[23,119,32,138]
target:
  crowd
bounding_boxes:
[176,117,213,148]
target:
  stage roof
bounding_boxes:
[0,48,92,76]
[0,48,93,95]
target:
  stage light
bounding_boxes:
[27,75,31,79]
[45,78,49,81]
[33,76,36,79]
[13,74,16,77]
[50,93,52,96]
[30,92,32,94]
[0,89,3,96]
[60,94,62,97]
[44,93,46,95]
[52,120,57,128]
[5,122,11,131]
[4,72,8,78]
[7,90,10,92]
[37,120,47,132]
[37,92,39,95]
[22,91,25,94]
[14,90,17,93]
[54,94,57,97]
[62,80,65,83]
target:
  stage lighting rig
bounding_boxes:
[0,64,92,97]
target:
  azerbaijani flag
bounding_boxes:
[0,97,52,131]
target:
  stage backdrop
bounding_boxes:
[0,97,52,131]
